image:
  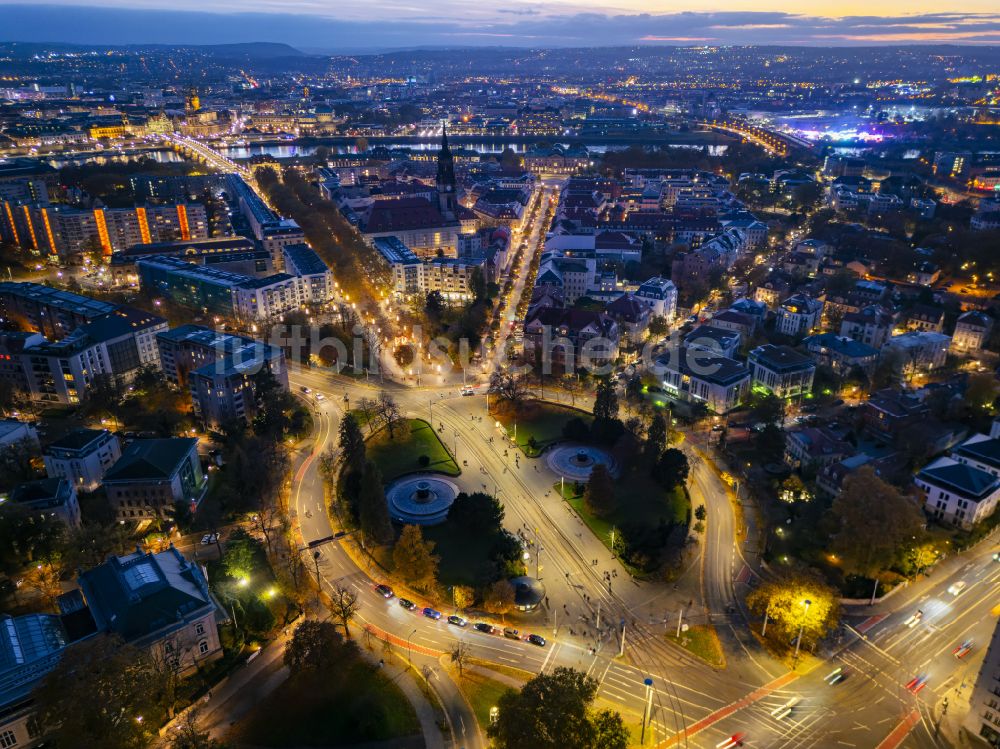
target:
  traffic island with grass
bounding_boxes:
[492,399,593,457]
[557,472,690,577]
[666,624,725,668]
[455,669,518,730]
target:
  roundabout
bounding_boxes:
[385,475,459,525]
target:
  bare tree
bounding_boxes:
[450,641,470,677]
[488,371,533,410]
[357,397,377,433]
[248,500,282,557]
[376,390,403,438]
[330,581,360,638]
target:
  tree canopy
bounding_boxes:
[831,466,925,577]
[487,667,628,749]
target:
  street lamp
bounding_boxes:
[640,678,654,744]
[793,599,811,664]
[406,627,417,666]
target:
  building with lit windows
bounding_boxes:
[656,346,750,414]
[0,282,117,340]
[42,428,121,493]
[0,306,166,404]
[0,201,208,261]
[136,255,305,321]
[103,437,206,521]
[282,243,334,304]
[748,344,816,399]
[75,546,222,676]
[776,294,823,337]
[0,613,69,749]
[157,324,287,428]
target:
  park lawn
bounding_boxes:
[666,624,725,669]
[560,471,690,550]
[457,671,514,730]
[494,400,592,457]
[366,418,460,481]
[235,661,420,746]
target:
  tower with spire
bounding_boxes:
[436,123,457,220]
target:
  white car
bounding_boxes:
[903,610,923,628]
[948,581,967,596]
[315,393,325,401]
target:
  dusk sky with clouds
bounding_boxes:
[1,1,999,49]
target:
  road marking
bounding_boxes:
[735,564,752,585]
[855,614,888,634]
[873,709,920,749]
[540,641,557,672]
[656,671,799,748]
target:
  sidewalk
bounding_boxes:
[360,649,445,749]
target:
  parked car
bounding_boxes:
[503,628,520,640]
[447,615,468,627]
[527,634,546,647]
[375,584,394,599]
[423,607,442,620]
[474,623,496,634]
[200,533,219,545]
[399,598,417,611]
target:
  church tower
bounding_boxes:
[436,123,457,220]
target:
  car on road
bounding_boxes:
[527,634,546,647]
[711,424,725,431]
[315,393,325,401]
[993,551,1000,562]
[474,623,496,634]
[447,615,468,627]
[905,674,929,694]
[954,640,974,659]
[399,598,417,611]
[503,628,520,640]
[717,733,746,748]
[422,607,442,620]
[823,667,846,686]
[948,581,968,596]
[770,697,799,720]
[375,584,394,599]
[200,533,219,545]
[300,386,311,394]
[903,610,923,628]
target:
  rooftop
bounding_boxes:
[45,427,111,453]
[918,457,1000,501]
[749,344,816,373]
[78,546,215,643]
[103,438,198,483]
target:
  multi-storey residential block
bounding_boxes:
[156,325,287,427]
[775,294,823,337]
[916,456,1000,529]
[0,200,208,260]
[42,428,121,492]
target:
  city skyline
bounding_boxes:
[2,2,1000,49]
